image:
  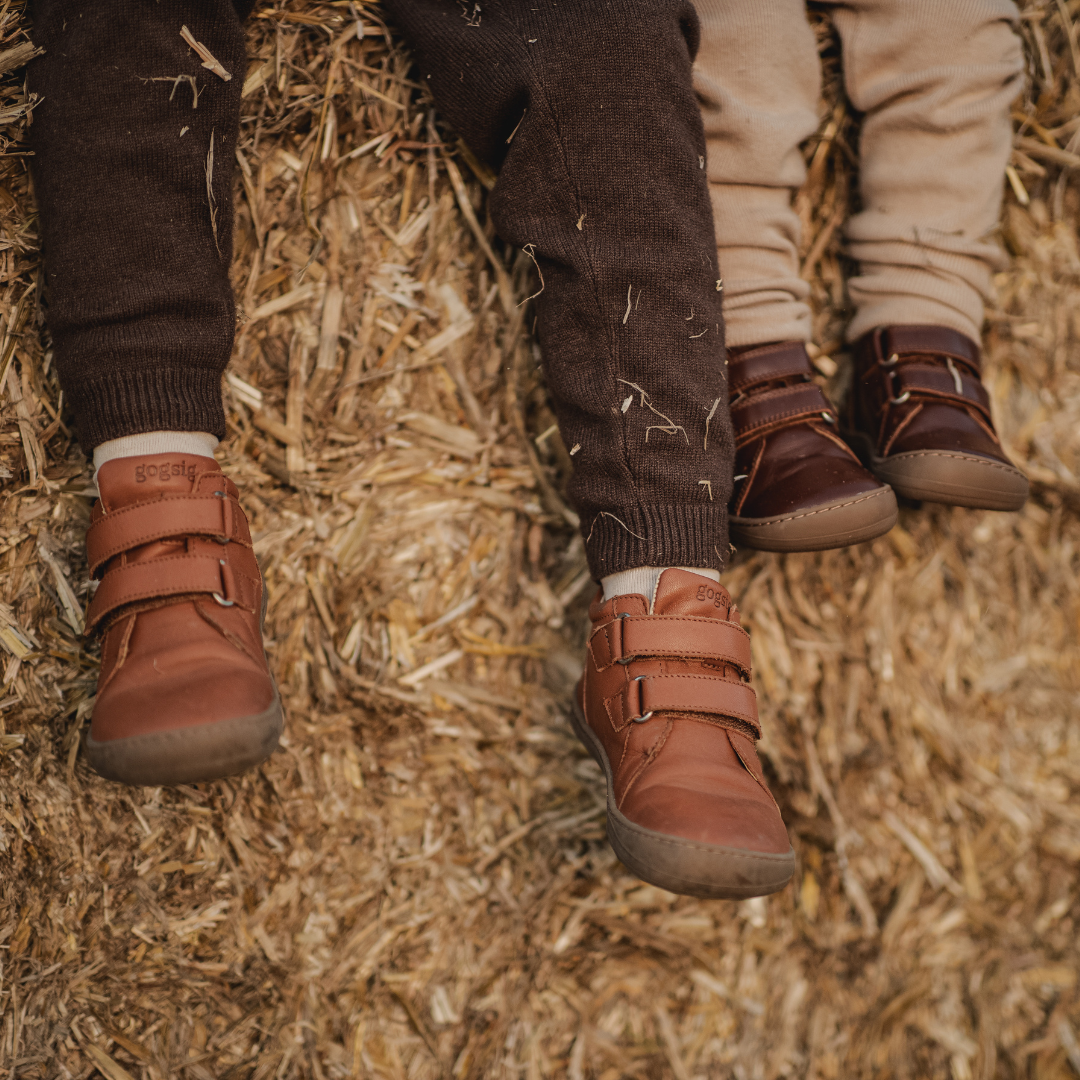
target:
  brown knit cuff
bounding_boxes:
[583,503,729,578]
[70,368,227,452]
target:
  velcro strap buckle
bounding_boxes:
[86,553,260,631]
[728,342,814,394]
[590,615,751,674]
[617,673,760,735]
[889,363,991,417]
[731,382,836,447]
[877,325,981,372]
[87,491,251,577]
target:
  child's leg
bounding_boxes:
[691,0,897,553]
[692,0,821,348]
[29,1,282,786]
[838,0,1029,511]
[835,0,1025,342]
[386,0,732,578]
[30,0,252,451]
[385,0,794,900]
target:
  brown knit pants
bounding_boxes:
[29,0,733,580]
[28,1,252,451]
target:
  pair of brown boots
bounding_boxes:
[83,325,1025,900]
[727,325,1028,553]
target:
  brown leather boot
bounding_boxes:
[84,453,282,785]
[728,342,897,552]
[847,325,1028,510]
[572,569,794,898]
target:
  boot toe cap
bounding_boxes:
[623,777,791,855]
[92,658,276,743]
[608,782,794,899]
[733,480,897,552]
[88,656,281,786]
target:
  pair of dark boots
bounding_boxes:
[727,325,1028,553]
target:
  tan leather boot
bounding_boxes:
[572,569,794,898]
[84,453,282,785]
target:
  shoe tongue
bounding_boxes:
[96,453,221,511]
[651,568,732,618]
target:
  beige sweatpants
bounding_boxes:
[692,0,1025,347]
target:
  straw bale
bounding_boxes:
[0,1,1078,1077]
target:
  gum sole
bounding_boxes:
[730,485,898,553]
[570,696,794,899]
[870,451,1029,511]
[84,687,283,786]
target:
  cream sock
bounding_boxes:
[601,566,721,610]
[92,431,219,483]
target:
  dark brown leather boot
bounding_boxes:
[84,453,282,785]
[728,342,897,551]
[847,326,1028,510]
[572,569,794,899]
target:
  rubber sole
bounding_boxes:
[870,449,1029,510]
[842,429,1030,511]
[570,697,794,899]
[730,484,898,553]
[84,688,283,786]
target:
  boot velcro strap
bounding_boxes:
[87,492,252,577]
[890,364,991,417]
[86,553,260,631]
[728,342,814,394]
[860,361,992,420]
[731,382,835,447]
[609,673,759,735]
[876,325,981,371]
[589,615,751,675]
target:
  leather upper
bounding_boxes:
[89,454,274,744]
[577,569,790,854]
[728,342,882,518]
[849,325,1009,461]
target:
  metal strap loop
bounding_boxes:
[620,673,760,736]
